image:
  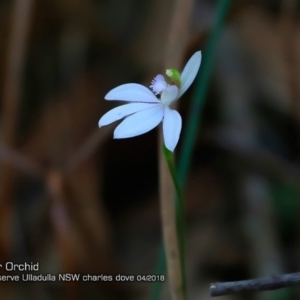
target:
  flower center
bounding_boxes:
[150,74,168,95]
[150,69,181,105]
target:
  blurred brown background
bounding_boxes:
[0,0,300,299]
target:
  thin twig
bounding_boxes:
[210,272,300,297]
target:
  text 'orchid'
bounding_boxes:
[98,51,202,152]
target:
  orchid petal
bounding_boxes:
[105,83,159,103]
[163,106,182,152]
[114,105,164,138]
[98,103,157,127]
[160,85,178,106]
[177,51,202,99]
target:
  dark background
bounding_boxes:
[0,0,299,299]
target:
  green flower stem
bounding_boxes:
[149,1,231,300]
[157,142,185,300]
[163,145,186,296]
[148,245,166,300]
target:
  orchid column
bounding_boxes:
[98,51,201,299]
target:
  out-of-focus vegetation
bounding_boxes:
[0,0,300,299]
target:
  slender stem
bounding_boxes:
[163,146,186,278]
[150,2,231,299]
[159,146,185,300]
[163,146,186,296]
[148,245,166,300]
[210,272,300,297]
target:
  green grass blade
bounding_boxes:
[178,0,231,185]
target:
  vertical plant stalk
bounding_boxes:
[163,146,186,293]
[159,139,185,300]
[151,1,231,300]
[156,0,194,297]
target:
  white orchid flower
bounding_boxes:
[98,51,202,152]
